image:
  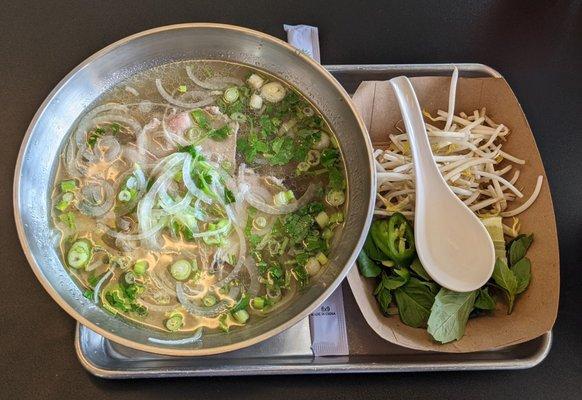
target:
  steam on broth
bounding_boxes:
[52,61,347,338]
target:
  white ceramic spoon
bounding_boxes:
[389,76,495,292]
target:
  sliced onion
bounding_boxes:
[245,183,317,215]
[160,191,193,215]
[156,79,218,109]
[176,283,229,317]
[186,66,243,90]
[93,269,113,304]
[246,258,260,297]
[78,180,115,217]
[214,225,247,288]
[148,328,203,345]
[104,218,166,241]
[182,153,214,204]
[95,135,121,162]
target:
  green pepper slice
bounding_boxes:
[371,213,416,267]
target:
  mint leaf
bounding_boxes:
[427,289,477,343]
[394,277,435,328]
[474,287,496,310]
[512,257,531,294]
[492,258,518,314]
[357,250,381,278]
[507,234,533,267]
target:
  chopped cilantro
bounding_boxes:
[207,125,231,141]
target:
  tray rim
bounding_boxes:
[74,62,553,378]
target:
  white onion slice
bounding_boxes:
[155,79,218,109]
[186,66,243,90]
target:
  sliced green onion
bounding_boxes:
[326,190,345,207]
[303,106,314,116]
[125,176,137,189]
[296,161,310,175]
[247,74,264,90]
[124,271,136,286]
[233,309,249,324]
[56,192,75,211]
[306,150,320,166]
[58,212,76,229]
[305,257,321,276]
[230,112,247,123]
[316,252,328,265]
[165,314,184,331]
[67,240,92,269]
[202,294,217,307]
[118,189,132,202]
[249,94,263,110]
[133,260,149,276]
[322,228,333,240]
[60,180,77,193]
[252,216,267,230]
[251,297,265,310]
[274,190,295,206]
[218,314,229,332]
[178,85,187,93]
[223,87,239,103]
[315,211,329,228]
[260,82,286,103]
[170,260,192,281]
[329,212,344,224]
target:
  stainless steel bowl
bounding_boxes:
[14,23,375,356]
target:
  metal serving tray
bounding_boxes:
[75,63,552,378]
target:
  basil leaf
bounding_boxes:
[474,287,496,310]
[394,277,435,328]
[427,289,477,343]
[410,257,431,281]
[492,258,518,314]
[416,280,439,295]
[376,287,392,315]
[512,257,531,294]
[357,250,381,278]
[381,267,410,290]
[363,234,390,261]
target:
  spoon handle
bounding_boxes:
[389,76,445,193]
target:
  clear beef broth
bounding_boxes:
[51,60,347,336]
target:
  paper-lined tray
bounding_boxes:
[75,64,553,378]
[348,74,559,352]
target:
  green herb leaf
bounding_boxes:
[224,188,235,204]
[376,287,392,315]
[508,234,533,267]
[230,294,250,314]
[320,148,340,167]
[492,258,518,314]
[328,166,346,191]
[190,109,210,130]
[394,277,435,328]
[512,257,531,294]
[207,125,231,141]
[357,250,381,278]
[474,287,496,310]
[363,234,390,261]
[410,257,431,281]
[269,136,295,165]
[383,267,410,290]
[427,289,477,343]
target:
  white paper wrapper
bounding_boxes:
[284,24,321,63]
[285,24,349,356]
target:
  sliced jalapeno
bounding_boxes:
[370,213,415,267]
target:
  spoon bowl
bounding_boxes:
[389,76,495,292]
